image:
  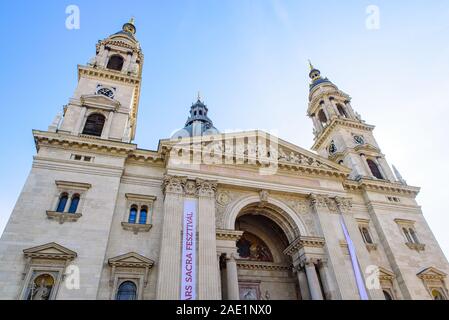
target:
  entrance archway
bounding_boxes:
[221,200,305,300]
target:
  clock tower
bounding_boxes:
[306,62,398,183]
[55,18,143,143]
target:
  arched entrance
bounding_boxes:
[220,200,306,300]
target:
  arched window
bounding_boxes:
[360,227,373,244]
[432,289,446,300]
[366,159,384,179]
[139,206,148,224]
[56,193,68,212]
[318,109,328,124]
[409,228,419,244]
[128,205,138,224]
[383,290,393,300]
[106,55,124,71]
[116,281,137,300]
[67,194,80,214]
[82,113,105,137]
[403,228,413,243]
[337,104,349,118]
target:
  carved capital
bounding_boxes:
[184,180,198,197]
[324,197,338,213]
[335,196,352,213]
[162,175,186,195]
[196,179,217,197]
[308,193,327,209]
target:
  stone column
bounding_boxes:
[344,101,357,119]
[197,179,221,300]
[307,194,344,299]
[318,259,335,300]
[296,265,311,300]
[102,47,110,68]
[101,111,114,139]
[304,258,323,300]
[376,157,395,181]
[156,175,185,299]
[226,254,240,300]
[122,52,132,74]
[73,106,87,135]
[216,253,223,299]
[328,99,339,117]
[360,154,372,177]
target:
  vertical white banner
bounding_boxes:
[181,199,197,300]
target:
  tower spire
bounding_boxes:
[308,59,314,71]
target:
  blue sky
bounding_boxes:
[1,1,449,258]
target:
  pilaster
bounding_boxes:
[156,175,185,299]
[197,179,220,300]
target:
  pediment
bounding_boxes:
[23,242,77,260]
[80,94,121,111]
[378,266,395,280]
[417,267,447,280]
[162,130,350,178]
[108,252,154,268]
[354,143,380,154]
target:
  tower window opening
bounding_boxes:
[82,113,106,137]
[68,194,80,214]
[128,205,138,224]
[366,159,384,179]
[318,109,328,124]
[56,193,69,213]
[107,55,124,71]
[337,104,349,118]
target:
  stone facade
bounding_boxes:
[0,22,448,301]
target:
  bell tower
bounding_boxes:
[54,19,143,143]
[307,61,397,182]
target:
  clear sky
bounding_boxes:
[0,1,448,258]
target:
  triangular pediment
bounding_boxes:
[161,130,350,177]
[80,94,121,110]
[108,252,154,268]
[354,143,380,153]
[23,242,77,260]
[378,266,395,280]
[417,267,447,280]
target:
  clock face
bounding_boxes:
[354,135,365,145]
[97,87,114,98]
[329,142,337,154]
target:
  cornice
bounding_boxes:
[344,178,420,196]
[78,65,140,85]
[236,260,291,272]
[312,118,375,151]
[283,235,326,256]
[308,87,351,112]
[216,229,244,241]
[33,130,136,155]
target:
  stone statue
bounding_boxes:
[31,278,50,300]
